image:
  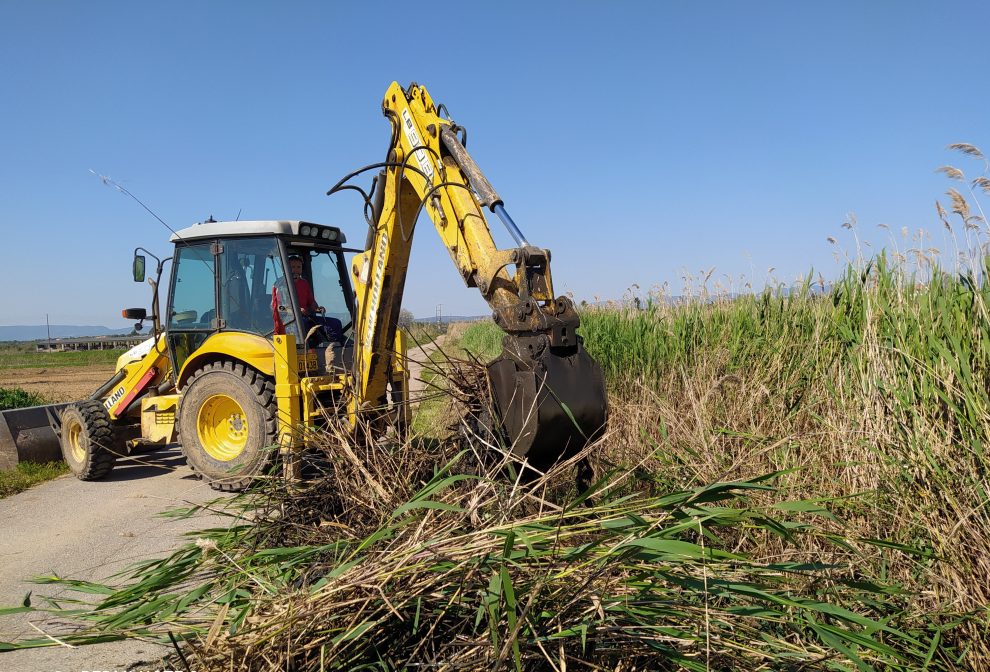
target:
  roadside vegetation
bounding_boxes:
[3,147,989,668]
[0,462,68,498]
[0,387,46,410]
[451,251,990,664]
[402,321,445,347]
[445,146,990,666]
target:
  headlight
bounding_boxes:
[327,230,338,241]
[321,229,331,239]
[310,227,320,237]
[300,225,311,236]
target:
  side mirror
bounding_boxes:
[133,255,146,283]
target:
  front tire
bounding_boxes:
[60,401,117,480]
[178,361,277,491]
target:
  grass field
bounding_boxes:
[0,343,123,496]
[0,342,123,369]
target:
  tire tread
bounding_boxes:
[180,361,277,491]
[61,400,117,481]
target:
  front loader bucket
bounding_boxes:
[487,341,607,474]
[0,403,69,470]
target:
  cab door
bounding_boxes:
[166,241,218,375]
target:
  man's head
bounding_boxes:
[288,255,303,279]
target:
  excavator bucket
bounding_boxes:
[0,403,68,471]
[487,341,607,474]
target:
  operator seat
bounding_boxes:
[224,269,251,331]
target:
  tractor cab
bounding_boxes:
[161,220,354,376]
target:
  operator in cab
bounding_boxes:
[272,254,344,344]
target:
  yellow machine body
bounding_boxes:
[111,327,409,463]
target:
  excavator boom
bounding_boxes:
[340,82,607,469]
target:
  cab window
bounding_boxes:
[169,243,215,330]
[219,238,287,336]
[309,250,352,326]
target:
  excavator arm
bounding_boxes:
[337,82,607,470]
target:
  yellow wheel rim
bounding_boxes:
[197,394,249,461]
[66,420,85,463]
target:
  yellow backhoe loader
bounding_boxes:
[0,81,608,490]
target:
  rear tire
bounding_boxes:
[178,361,277,491]
[60,401,117,480]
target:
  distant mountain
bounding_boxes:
[0,325,132,342]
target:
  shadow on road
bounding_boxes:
[104,445,194,482]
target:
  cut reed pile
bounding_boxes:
[1,420,951,670]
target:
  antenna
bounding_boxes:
[89,170,181,239]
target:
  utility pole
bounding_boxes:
[436,304,442,325]
[46,313,52,352]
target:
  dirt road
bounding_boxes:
[0,337,445,672]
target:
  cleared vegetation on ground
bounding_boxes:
[7,241,989,668]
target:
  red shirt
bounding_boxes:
[293,277,317,313]
[272,277,317,334]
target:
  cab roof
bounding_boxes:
[169,220,347,244]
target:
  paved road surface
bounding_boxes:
[0,336,444,672]
[0,451,220,671]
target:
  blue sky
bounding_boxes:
[1,1,988,326]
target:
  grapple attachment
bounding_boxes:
[487,334,607,474]
[0,403,68,470]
